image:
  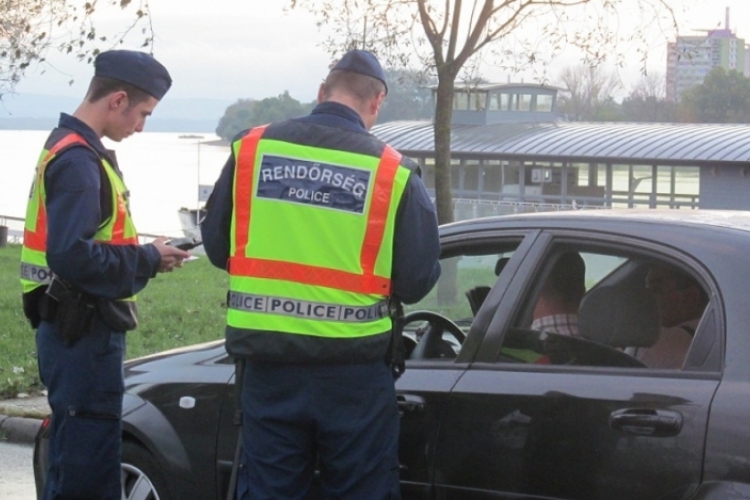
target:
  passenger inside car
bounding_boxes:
[530,251,586,336]
[636,264,708,369]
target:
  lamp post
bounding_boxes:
[195,136,205,229]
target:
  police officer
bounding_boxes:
[20,50,189,500]
[201,49,441,499]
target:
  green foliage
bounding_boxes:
[0,245,229,398]
[215,91,316,141]
[678,68,750,123]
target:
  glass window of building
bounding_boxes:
[518,94,532,111]
[489,93,500,111]
[473,93,487,111]
[483,160,503,194]
[422,158,436,190]
[535,94,554,112]
[451,158,461,192]
[454,92,470,110]
[500,93,511,111]
[463,160,481,195]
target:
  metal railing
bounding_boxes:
[0,214,162,245]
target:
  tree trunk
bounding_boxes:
[433,74,457,306]
[433,76,455,226]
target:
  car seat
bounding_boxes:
[578,285,660,349]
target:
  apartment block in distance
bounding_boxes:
[666,7,748,102]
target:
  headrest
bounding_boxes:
[495,257,510,276]
[578,286,660,348]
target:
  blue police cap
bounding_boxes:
[331,49,388,94]
[94,50,172,100]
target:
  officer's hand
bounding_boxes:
[151,237,190,273]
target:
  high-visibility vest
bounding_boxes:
[226,125,411,340]
[20,130,139,299]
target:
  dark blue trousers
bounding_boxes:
[237,361,401,500]
[36,320,125,500]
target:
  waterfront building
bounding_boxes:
[372,82,750,220]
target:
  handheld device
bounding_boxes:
[165,237,202,251]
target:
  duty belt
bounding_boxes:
[228,292,389,323]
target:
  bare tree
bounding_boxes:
[622,71,676,122]
[1,0,154,98]
[289,0,679,225]
[556,64,621,121]
[630,71,666,100]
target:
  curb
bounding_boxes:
[0,414,43,445]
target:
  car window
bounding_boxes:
[498,243,711,370]
[403,241,520,360]
[581,253,627,290]
[404,252,513,321]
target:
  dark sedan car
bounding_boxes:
[35,210,750,499]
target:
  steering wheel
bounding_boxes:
[403,310,466,360]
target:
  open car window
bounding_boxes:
[403,240,521,360]
[498,243,713,370]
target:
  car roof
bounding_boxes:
[441,209,750,235]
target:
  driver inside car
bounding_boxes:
[531,251,586,336]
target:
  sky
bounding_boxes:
[9,0,750,106]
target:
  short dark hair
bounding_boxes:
[322,70,386,102]
[85,76,152,108]
[545,252,586,307]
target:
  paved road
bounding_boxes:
[0,442,36,499]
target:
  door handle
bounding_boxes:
[609,408,682,437]
[397,394,425,415]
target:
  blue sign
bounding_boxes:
[256,155,371,213]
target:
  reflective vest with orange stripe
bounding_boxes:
[20,129,139,298]
[226,125,411,347]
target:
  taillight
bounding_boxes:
[40,416,51,430]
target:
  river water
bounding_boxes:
[0,129,231,238]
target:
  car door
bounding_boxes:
[397,229,539,499]
[431,229,723,499]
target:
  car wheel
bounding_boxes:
[121,441,171,500]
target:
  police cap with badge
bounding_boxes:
[94,49,172,100]
[330,49,388,95]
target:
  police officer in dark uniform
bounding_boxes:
[201,49,441,499]
[21,50,189,500]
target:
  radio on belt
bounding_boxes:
[165,237,202,251]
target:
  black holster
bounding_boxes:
[45,276,96,346]
[22,287,47,329]
[387,297,406,379]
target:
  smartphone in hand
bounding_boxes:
[165,237,202,251]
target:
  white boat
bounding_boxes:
[178,207,206,254]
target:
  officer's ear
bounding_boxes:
[317,83,326,104]
[369,91,385,115]
[108,91,128,112]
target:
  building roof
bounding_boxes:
[426,82,564,92]
[372,120,750,165]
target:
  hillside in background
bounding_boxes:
[0,94,232,133]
